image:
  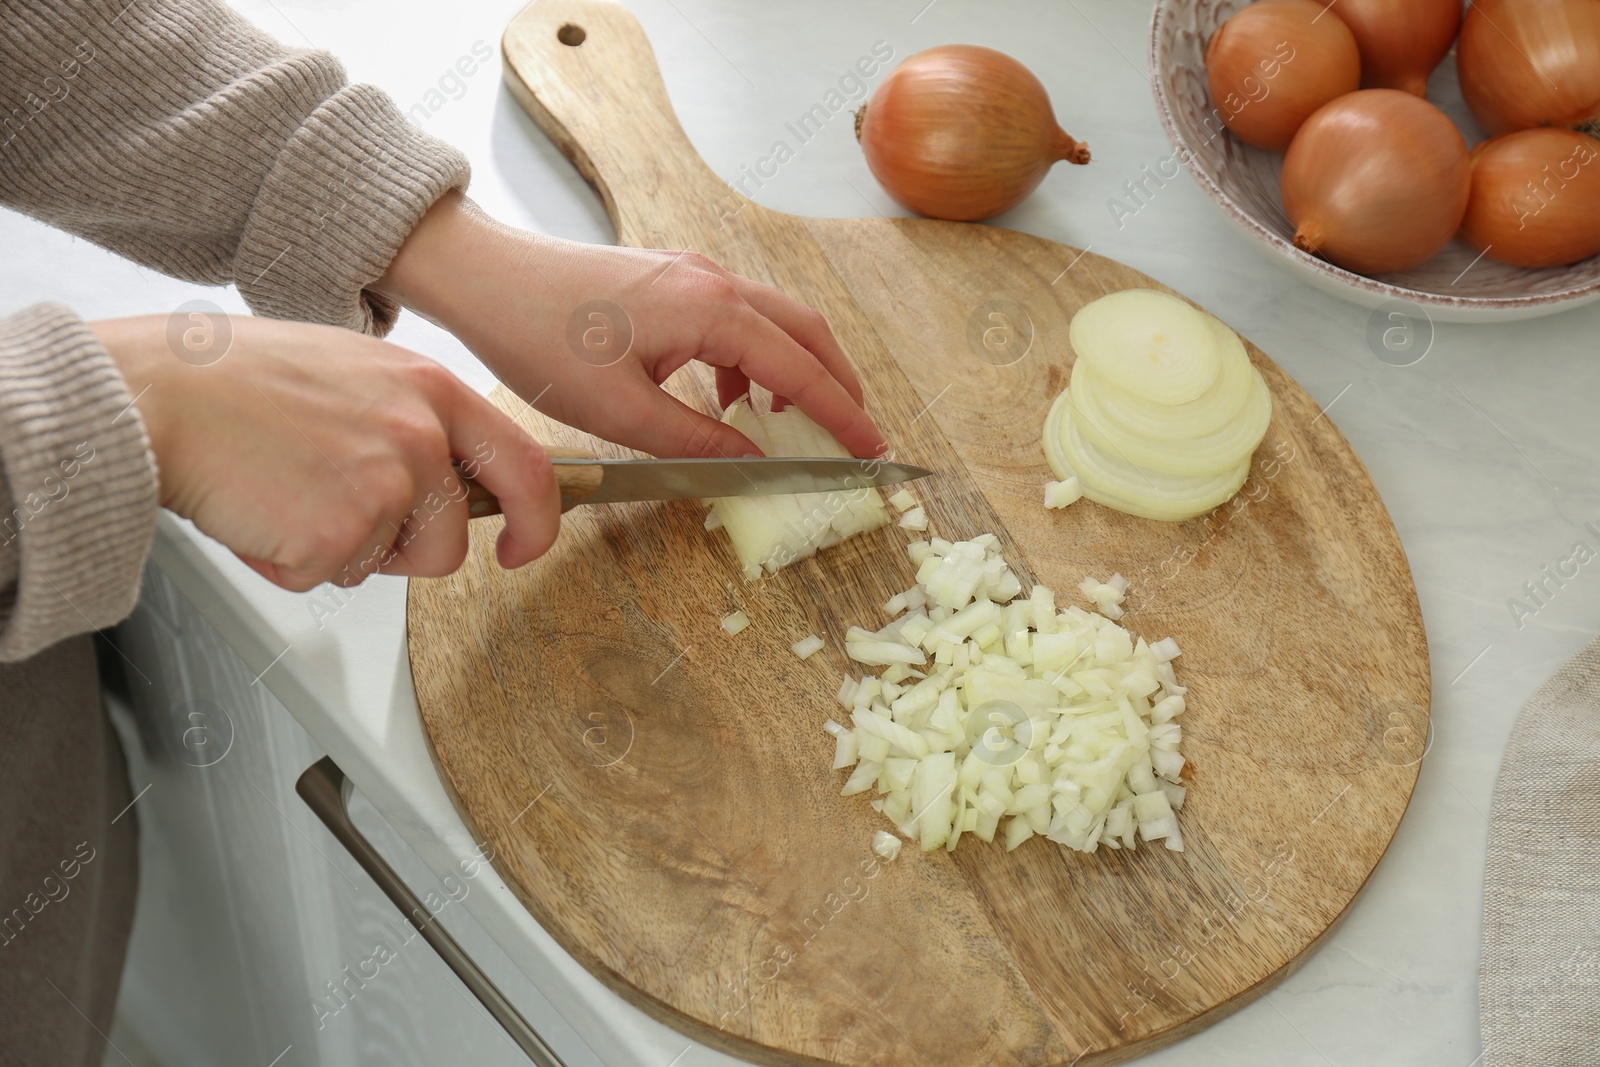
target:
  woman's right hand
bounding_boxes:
[93,314,561,592]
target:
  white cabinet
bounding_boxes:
[110,563,595,1067]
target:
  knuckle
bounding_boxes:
[403,356,458,399]
[679,428,732,460]
[383,405,449,457]
[678,250,719,273]
[799,305,831,336]
[678,270,741,307]
[519,436,554,479]
[310,514,370,567]
[367,467,417,518]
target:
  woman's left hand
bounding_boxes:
[376,193,889,461]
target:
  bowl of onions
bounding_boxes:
[1150,0,1600,322]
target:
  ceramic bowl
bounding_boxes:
[1148,0,1600,322]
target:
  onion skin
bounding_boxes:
[1320,0,1461,97]
[1460,129,1600,268]
[1458,0,1600,136]
[1281,89,1471,275]
[1205,0,1361,151]
[856,45,1088,222]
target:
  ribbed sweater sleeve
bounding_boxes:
[0,304,158,662]
[0,0,471,334]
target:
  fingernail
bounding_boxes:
[740,451,762,459]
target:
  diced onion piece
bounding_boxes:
[846,639,927,666]
[1152,747,1186,781]
[871,829,902,860]
[1151,694,1185,724]
[1150,637,1181,662]
[1044,478,1082,510]
[898,507,929,531]
[888,489,918,513]
[912,752,958,850]
[721,611,751,636]
[792,634,825,659]
[841,760,881,796]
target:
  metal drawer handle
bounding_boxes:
[296,757,567,1067]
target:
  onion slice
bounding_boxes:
[1046,291,1271,522]
[1070,289,1224,406]
[1046,390,1251,522]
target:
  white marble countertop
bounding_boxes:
[7,0,1600,1063]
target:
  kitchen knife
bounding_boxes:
[456,447,933,517]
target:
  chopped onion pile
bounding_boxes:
[704,399,891,580]
[827,535,1189,855]
[1044,289,1272,522]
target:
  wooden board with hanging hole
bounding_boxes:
[407,3,1431,1063]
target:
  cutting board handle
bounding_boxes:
[501,1,750,245]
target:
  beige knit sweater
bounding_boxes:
[0,0,470,662]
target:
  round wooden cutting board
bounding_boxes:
[407,3,1431,1064]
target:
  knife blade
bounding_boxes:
[457,448,933,518]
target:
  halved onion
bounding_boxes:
[705,399,891,579]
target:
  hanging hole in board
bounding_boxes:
[557,23,587,46]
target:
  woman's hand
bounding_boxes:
[94,315,561,592]
[374,193,889,461]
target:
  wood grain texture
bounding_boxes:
[407,3,1431,1064]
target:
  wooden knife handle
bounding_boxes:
[458,446,602,518]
